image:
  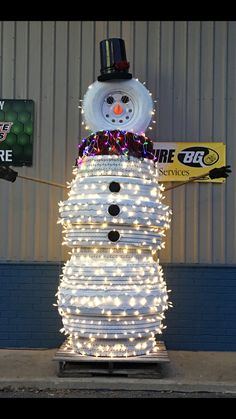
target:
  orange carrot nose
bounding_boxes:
[113,103,123,115]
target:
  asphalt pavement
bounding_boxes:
[0,349,236,397]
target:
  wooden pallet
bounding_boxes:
[53,340,169,378]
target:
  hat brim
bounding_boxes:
[98,72,132,82]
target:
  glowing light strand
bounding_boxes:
[57,152,172,357]
[76,130,157,164]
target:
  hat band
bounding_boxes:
[101,60,130,74]
[114,60,130,71]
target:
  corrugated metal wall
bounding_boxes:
[0,21,235,264]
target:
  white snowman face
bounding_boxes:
[102,92,135,127]
[82,79,154,134]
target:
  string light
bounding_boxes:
[57,150,172,357]
[76,130,156,162]
[80,77,157,134]
[58,72,169,357]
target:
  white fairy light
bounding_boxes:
[57,154,171,357]
[58,61,171,359]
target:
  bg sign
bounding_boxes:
[153,142,226,183]
[0,99,34,166]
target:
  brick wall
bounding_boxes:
[0,262,236,350]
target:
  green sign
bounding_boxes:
[0,99,34,166]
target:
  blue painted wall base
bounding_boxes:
[0,262,64,348]
[0,262,235,350]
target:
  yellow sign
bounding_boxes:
[152,142,226,183]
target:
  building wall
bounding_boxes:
[1,262,236,351]
[0,262,63,348]
[0,21,235,264]
[0,21,236,350]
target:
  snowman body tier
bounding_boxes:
[58,154,171,357]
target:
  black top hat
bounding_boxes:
[98,38,132,82]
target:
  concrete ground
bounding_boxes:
[0,349,236,396]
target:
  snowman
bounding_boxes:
[57,39,172,357]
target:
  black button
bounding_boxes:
[109,181,121,193]
[108,231,120,242]
[108,204,120,216]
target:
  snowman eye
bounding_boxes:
[106,96,114,104]
[121,95,129,103]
